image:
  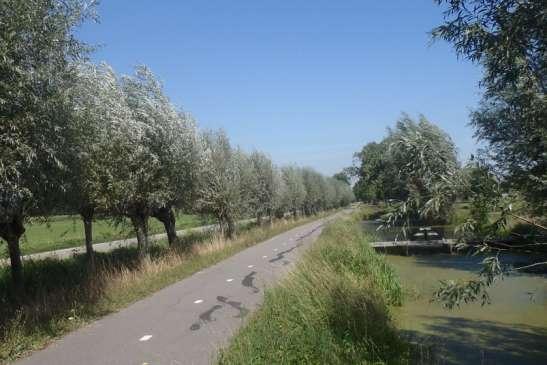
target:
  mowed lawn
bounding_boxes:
[0,213,213,258]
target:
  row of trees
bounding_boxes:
[0,0,354,291]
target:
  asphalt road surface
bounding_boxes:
[16,213,342,365]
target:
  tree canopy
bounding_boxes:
[433,0,546,215]
[0,0,96,288]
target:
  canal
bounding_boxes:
[363,221,547,364]
[387,253,547,364]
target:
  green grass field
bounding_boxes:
[0,213,213,258]
[219,212,412,364]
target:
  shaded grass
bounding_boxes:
[360,203,388,220]
[0,213,331,364]
[219,213,412,365]
[0,213,214,258]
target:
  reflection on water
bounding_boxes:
[386,254,547,364]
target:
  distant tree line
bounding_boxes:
[0,0,354,291]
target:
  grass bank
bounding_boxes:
[219,213,412,365]
[0,213,332,364]
[0,213,214,258]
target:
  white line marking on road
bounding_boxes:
[262,255,268,259]
[247,265,254,268]
[273,248,278,252]
[193,299,204,304]
[226,278,234,282]
[139,335,153,342]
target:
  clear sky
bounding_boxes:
[79,0,483,176]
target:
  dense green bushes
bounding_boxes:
[219,215,411,364]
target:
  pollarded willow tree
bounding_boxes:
[301,168,326,216]
[247,151,278,225]
[63,62,136,266]
[197,130,249,238]
[0,0,96,289]
[151,110,201,246]
[115,65,202,255]
[271,167,288,219]
[122,66,201,247]
[326,177,354,209]
[281,166,307,217]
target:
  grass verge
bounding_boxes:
[0,213,332,364]
[0,213,214,258]
[219,213,412,365]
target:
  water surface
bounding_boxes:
[386,254,547,364]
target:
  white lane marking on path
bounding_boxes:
[193,299,204,304]
[247,265,254,268]
[262,255,268,259]
[226,278,234,282]
[273,248,278,252]
[139,335,153,342]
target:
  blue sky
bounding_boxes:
[79,0,483,176]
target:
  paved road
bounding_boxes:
[16,213,342,365]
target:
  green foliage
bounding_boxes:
[0,0,97,288]
[0,0,95,222]
[219,216,409,365]
[428,1,547,308]
[353,141,405,203]
[433,0,546,215]
[332,171,351,185]
[433,256,503,309]
[353,115,460,232]
[197,130,249,236]
[280,165,307,214]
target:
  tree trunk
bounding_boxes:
[226,217,235,239]
[256,213,262,226]
[0,215,25,293]
[152,207,178,246]
[80,207,95,269]
[131,214,150,259]
[217,216,225,237]
[7,235,23,293]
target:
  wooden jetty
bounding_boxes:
[370,239,456,254]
